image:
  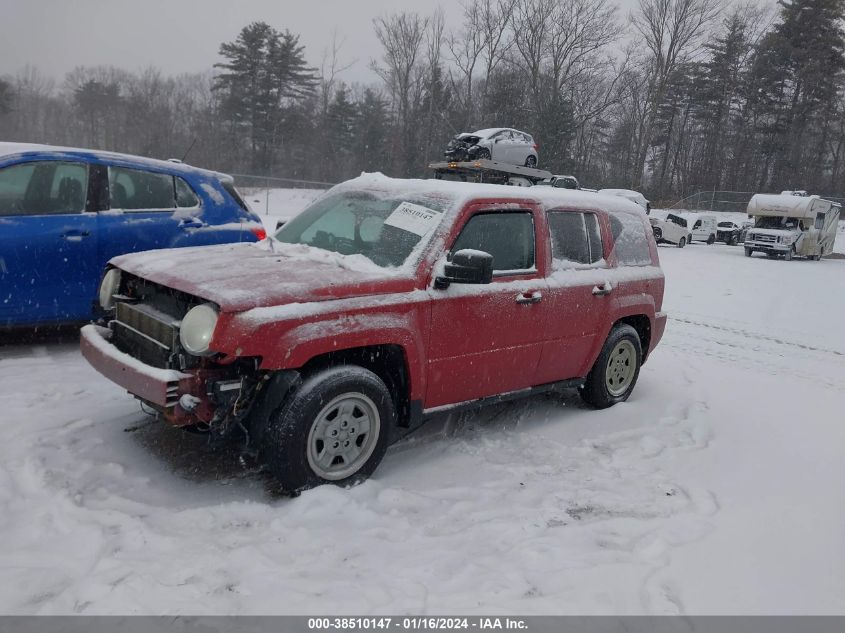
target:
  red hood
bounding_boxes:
[110,242,417,312]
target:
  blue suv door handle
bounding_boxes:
[179,217,206,229]
[61,229,91,241]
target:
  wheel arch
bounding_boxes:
[613,314,652,362]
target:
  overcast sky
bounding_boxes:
[0,0,659,87]
[0,0,471,86]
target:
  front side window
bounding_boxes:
[109,166,175,210]
[274,191,447,268]
[452,211,535,272]
[667,214,687,228]
[548,211,603,266]
[0,161,88,216]
[610,213,652,266]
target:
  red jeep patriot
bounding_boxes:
[82,174,666,491]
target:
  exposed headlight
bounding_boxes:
[179,303,219,356]
[98,268,121,310]
[782,234,795,244]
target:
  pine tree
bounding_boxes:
[214,22,316,172]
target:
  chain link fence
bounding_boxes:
[670,190,845,213]
[231,174,335,217]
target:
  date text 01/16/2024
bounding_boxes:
[307,618,528,630]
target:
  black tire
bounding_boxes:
[745,247,753,257]
[580,324,643,409]
[785,247,794,261]
[261,366,394,492]
[476,148,491,160]
[525,155,537,167]
[707,234,716,245]
[653,227,663,241]
[677,236,686,248]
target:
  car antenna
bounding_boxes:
[181,137,197,163]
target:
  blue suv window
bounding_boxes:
[0,161,88,216]
[175,177,199,208]
[109,166,174,211]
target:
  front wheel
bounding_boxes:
[476,148,491,160]
[261,366,394,492]
[785,247,794,261]
[579,324,643,409]
[677,236,686,248]
[745,247,753,257]
[707,234,716,245]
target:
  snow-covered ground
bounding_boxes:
[240,187,325,231]
[2,203,845,615]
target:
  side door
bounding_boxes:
[0,159,97,326]
[535,209,612,383]
[426,205,550,408]
[489,131,509,161]
[97,164,201,264]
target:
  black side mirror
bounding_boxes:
[434,249,493,289]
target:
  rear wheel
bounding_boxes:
[261,366,394,492]
[525,155,537,167]
[677,237,686,248]
[580,324,643,409]
[745,247,753,257]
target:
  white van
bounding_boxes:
[679,212,718,243]
[745,194,840,260]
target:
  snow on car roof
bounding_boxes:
[333,172,646,218]
[0,142,226,178]
[470,128,509,138]
[747,193,833,218]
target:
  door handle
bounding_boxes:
[515,291,543,304]
[179,218,205,229]
[61,230,90,241]
[592,282,613,296]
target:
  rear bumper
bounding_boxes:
[650,311,668,359]
[80,324,194,409]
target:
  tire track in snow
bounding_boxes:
[663,315,845,392]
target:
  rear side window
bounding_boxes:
[452,212,535,272]
[610,213,652,266]
[175,177,199,208]
[109,166,174,210]
[0,161,88,216]
[221,180,250,212]
[815,212,825,230]
[548,211,603,266]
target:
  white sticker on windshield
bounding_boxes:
[383,201,440,236]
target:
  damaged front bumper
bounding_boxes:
[80,324,253,428]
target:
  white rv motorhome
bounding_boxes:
[745,194,840,261]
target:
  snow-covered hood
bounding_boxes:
[110,241,417,313]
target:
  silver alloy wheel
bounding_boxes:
[605,339,637,397]
[306,392,381,481]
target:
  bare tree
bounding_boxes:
[371,11,430,175]
[630,0,721,187]
[319,31,356,117]
[478,0,517,103]
[446,1,487,123]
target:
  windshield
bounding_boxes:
[755,216,799,230]
[717,222,734,228]
[273,191,446,268]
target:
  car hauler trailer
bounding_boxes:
[428,159,553,187]
[745,194,840,260]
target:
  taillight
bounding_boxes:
[251,227,267,240]
[533,143,539,150]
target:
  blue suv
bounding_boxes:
[0,143,266,328]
